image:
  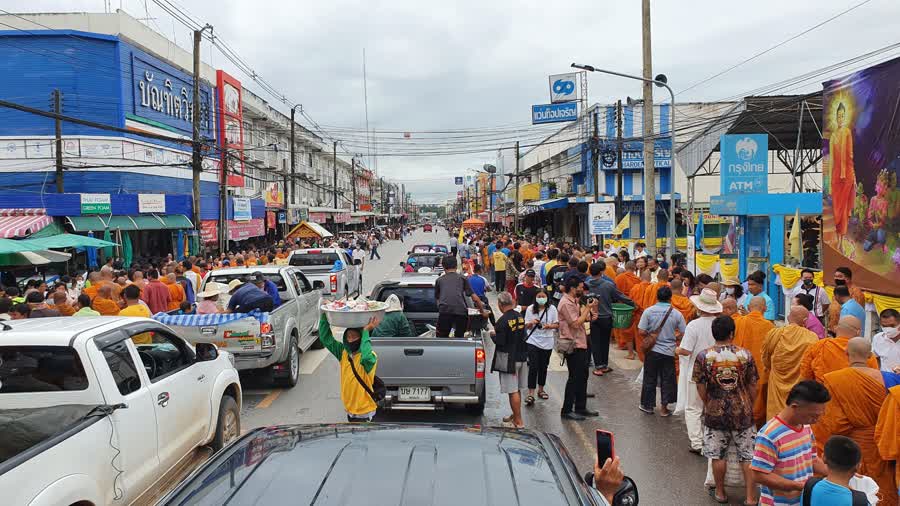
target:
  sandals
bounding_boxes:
[592,368,604,376]
[708,489,728,504]
[525,395,535,406]
[502,414,514,423]
[538,391,549,400]
[625,353,636,360]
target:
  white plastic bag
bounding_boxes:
[634,366,644,384]
[703,444,745,489]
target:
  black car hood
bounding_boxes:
[164,424,581,506]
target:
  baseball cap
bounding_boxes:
[525,269,536,277]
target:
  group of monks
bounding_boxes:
[81,264,193,315]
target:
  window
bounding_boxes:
[288,252,339,267]
[0,346,89,393]
[102,340,142,396]
[129,329,195,382]
[375,287,438,313]
[292,271,312,293]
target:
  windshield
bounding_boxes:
[207,273,286,291]
[0,346,89,393]
[376,286,437,313]
[411,245,447,253]
[407,255,442,268]
[289,252,340,267]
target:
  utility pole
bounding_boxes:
[514,140,520,233]
[591,108,600,247]
[641,0,657,255]
[290,105,298,209]
[53,89,64,193]
[616,100,624,224]
[191,28,203,234]
[219,147,228,253]
[332,141,338,210]
[351,157,357,212]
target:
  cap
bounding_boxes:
[252,271,265,283]
[227,279,244,293]
[525,269,536,277]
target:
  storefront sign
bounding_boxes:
[264,182,283,208]
[129,51,213,137]
[233,198,252,221]
[720,134,768,194]
[138,194,166,213]
[334,212,351,224]
[309,212,328,223]
[266,211,276,229]
[589,203,616,235]
[227,218,264,241]
[80,194,111,214]
[200,220,218,244]
[216,70,245,188]
[277,211,287,224]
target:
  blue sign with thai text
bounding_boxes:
[532,102,578,125]
[720,134,768,194]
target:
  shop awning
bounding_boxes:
[521,197,569,216]
[66,214,194,232]
[0,209,55,238]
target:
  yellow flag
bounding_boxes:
[458,226,465,245]
[789,209,802,260]
[612,213,631,235]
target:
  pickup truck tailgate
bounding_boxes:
[171,318,263,354]
[370,337,477,386]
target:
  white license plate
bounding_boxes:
[398,386,431,402]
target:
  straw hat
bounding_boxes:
[227,279,244,293]
[197,287,221,299]
[690,288,723,313]
[384,294,403,313]
[722,276,742,287]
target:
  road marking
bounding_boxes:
[256,389,282,409]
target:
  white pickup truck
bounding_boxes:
[288,248,363,299]
[0,316,242,506]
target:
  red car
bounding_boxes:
[423,224,433,232]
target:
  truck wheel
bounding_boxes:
[358,277,363,296]
[274,336,300,388]
[465,388,486,415]
[211,395,240,450]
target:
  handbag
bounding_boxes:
[641,306,673,354]
[347,353,386,403]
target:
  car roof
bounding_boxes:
[206,266,290,276]
[291,248,341,253]
[376,277,438,287]
[0,317,141,346]
[163,424,580,506]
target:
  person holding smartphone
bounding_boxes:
[524,289,558,406]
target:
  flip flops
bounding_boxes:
[525,395,535,406]
[592,368,604,376]
[538,391,549,400]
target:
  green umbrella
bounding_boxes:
[102,228,114,259]
[123,231,133,268]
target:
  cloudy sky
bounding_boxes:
[17,0,900,202]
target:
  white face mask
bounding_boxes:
[883,326,899,339]
[726,287,735,295]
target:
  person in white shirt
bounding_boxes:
[872,308,900,373]
[352,244,367,271]
[531,252,546,288]
[787,268,830,321]
[523,290,559,405]
[632,242,649,259]
[674,288,721,454]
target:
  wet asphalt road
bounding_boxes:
[237,228,731,505]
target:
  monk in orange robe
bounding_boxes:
[830,102,855,247]
[761,306,819,419]
[669,279,695,324]
[876,384,900,504]
[801,315,877,383]
[50,291,76,316]
[814,338,897,506]
[162,273,186,311]
[614,261,641,353]
[91,285,120,316]
[722,298,742,324]
[628,270,653,361]
[640,269,670,310]
[604,257,619,281]
[734,296,775,428]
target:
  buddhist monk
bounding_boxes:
[163,273,186,311]
[614,261,641,354]
[81,271,102,299]
[51,291,76,317]
[640,269,670,310]
[800,316,878,383]
[604,257,618,281]
[760,305,819,419]
[629,270,653,361]
[722,298,741,323]
[876,383,900,504]
[735,296,775,428]
[814,338,897,505]
[669,279,696,324]
[91,285,120,316]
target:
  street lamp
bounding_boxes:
[571,63,678,258]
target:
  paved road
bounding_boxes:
[236,228,729,505]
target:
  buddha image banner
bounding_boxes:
[822,55,900,296]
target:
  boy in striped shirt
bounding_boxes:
[751,380,830,506]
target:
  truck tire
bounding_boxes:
[274,335,300,388]
[211,395,240,450]
[465,388,486,415]
[358,276,363,296]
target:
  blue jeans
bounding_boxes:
[370,246,381,259]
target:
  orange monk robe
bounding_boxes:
[875,385,900,503]
[605,265,618,281]
[614,272,641,349]
[640,281,669,310]
[54,303,76,317]
[815,368,897,506]
[92,297,120,316]
[830,123,855,236]
[161,277,186,311]
[629,281,651,361]
[671,294,695,324]
[799,336,879,383]
[734,311,775,428]
[761,324,819,420]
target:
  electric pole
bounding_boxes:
[53,89,63,193]
[616,100,624,224]
[219,147,228,253]
[641,0,657,255]
[351,157,357,212]
[514,140,520,233]
[290,105,298,209]
[332,141,338,210]
[591,107,600,247]
[192,28,203,234]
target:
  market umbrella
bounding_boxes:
[102,229,113,259]
[176,230,185,261]
[462,218,485,229]
[86,231,98,269]
[0,249,72,266]
[22,233,117,250]
[123,231,133,268]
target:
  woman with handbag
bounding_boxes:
[524,289,559,406]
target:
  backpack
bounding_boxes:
[347,354,386,404]
[801,477,868,506]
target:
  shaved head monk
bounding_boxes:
[801,315,878,383]
[614,261,641,357]
[628,269,654,361]
[735,296,775,428]
[721,298,739,320]
[760,305,819,419]
[875,375,900,504]
[814,338,898,505]
[91,284,120,316]
[669,279,695,324]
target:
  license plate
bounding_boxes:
[398,386,431,402]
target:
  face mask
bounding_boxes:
[834,279,847,286]
[726,287,735,295]
[803,279,814,287]
[345,338,361,353]
[883,326,899,339]
[536,297,547,305]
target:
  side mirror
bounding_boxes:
[196,342,219,362]
[312,280,325,290]
[353,259,362,265]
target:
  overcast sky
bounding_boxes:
[18,0,900,202]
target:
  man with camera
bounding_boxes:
[558,276,600,420]
[586,262,635,377]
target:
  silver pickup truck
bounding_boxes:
[369,277,486,414]
[288,248,362,300]
[166,266,322,387]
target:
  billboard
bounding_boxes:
[720,134,768,194]
[532,102,578,125]
[589,203,616,235]
[216,70,245,188]
[549,73,578,103]
[823,56,900,296]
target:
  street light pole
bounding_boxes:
[571,62,677,258]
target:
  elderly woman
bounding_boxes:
[371,294,414,337]
[196,287,222,314]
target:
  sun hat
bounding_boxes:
[384,294,403,313]
[197,287,221,298]
[227,279,244,293]
[722,276,742,286]
[690,287,723,313]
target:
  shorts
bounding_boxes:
[499,361,528,394]
[702,426,756,462]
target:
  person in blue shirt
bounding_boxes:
[802,435,871,506]
[835,285,866,333]
[227,278,274,313]
[741,271,776,321]
[468,263,489,299]
[252,272,282,307]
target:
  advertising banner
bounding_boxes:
[81,194,111,215]
[549,73,578,103]
[589,203,616,235]
[264,182,284,208]
[454,177,463,185]
[822,56,900,296]
[309,212,328,222]
[266,211,276,229]
[233,197,252,221]
[531,103,578,125]
[138,194,166,213]
[200,220,218,244]
[228,218,264,240]
[216,70,245,188]
[720,134,769,194]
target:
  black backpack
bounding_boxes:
[347,354,386,403]
[801,477,868,506]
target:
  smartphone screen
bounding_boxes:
[596,430,615,465]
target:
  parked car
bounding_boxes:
[400,252,444,274]
[422,223,433,232]
[159,424,638,506]
[408,244,448,254]
[288,248,362,299]
[167,266,321,387]
[0,316,242,506]
[369,277,486,413]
